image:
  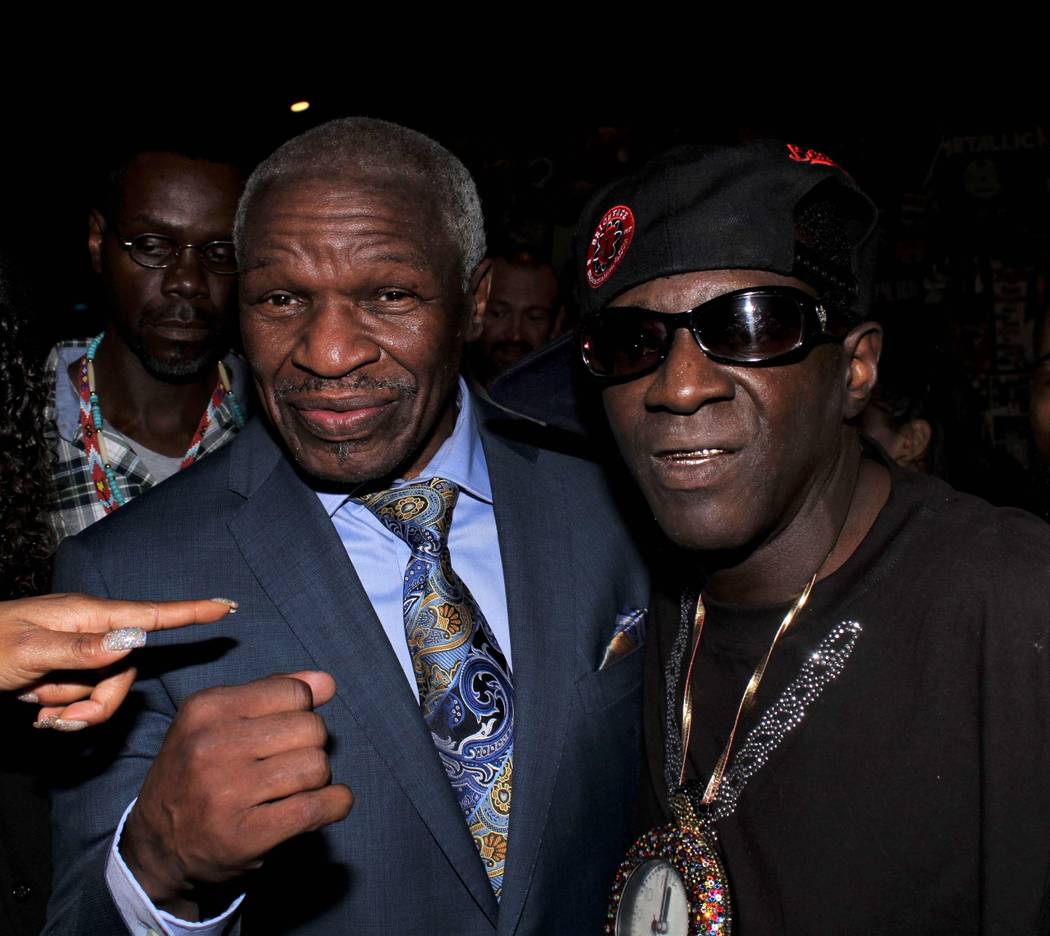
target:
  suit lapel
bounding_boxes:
[226,425,499,924]
[481,428,577,935]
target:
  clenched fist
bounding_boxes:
[120,671,354,920]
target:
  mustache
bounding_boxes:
[273,374,418,400]
[143,303,217,325]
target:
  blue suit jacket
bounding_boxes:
[45,412,649,935]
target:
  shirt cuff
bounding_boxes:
[105,798,245,936]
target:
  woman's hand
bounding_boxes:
[0,593,237,730]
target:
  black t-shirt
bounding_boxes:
[639,461,1050,935]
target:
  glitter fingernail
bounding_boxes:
[210,598,239,614]
[102,627,147,652]
[52,719,89,732]
[17,692,39,704]
[33,716,57,729]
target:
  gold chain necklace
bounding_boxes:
[678,571,818,798]
[608,489,858,936]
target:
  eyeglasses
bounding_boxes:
[579,286,837,380]
[118,232,238,275]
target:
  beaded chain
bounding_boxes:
[77,331,245,513]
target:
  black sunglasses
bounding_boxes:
[579,286,838,380]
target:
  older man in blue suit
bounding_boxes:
[45,118,648,935]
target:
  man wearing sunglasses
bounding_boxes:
[494,142,1050,933]
[44,147,250,540]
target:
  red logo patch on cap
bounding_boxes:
[786,143,842,170]
[587,204,635,289]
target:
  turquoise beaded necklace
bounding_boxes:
[77,331,245,513]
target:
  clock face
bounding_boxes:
[615,858,690,936]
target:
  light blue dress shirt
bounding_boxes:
[317,380,512,688]
[106,379,512,935]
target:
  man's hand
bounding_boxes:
[120,671,354,920]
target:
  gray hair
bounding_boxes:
[234,117,486,292]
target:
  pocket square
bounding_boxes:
[599,607,647,670]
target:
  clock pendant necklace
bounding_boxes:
[607,476,861,936]
[606,573,817,936]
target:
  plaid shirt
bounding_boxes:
[44,339,250,542]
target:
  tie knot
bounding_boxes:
[355,477,460,549]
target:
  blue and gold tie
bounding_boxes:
[356,477,514,897]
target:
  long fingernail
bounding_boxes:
[33,716,57,729]
[210,598,239,614]
[17,692,39,704]
[102,627,147,652]
[52,718,89,732]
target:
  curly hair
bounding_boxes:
[0,251,54,599]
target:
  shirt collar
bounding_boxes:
[316,377,491,517]
[51,341,89,442]
[50,340,250,444]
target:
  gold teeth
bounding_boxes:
[664,449,727,459]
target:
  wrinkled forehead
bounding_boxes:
[245,171,434,228]
[238,172,452,269]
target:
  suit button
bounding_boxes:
[10,881,31,902]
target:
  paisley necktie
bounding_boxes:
[356,477,514,897]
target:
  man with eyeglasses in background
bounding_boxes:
[494,142,1050,934]
[45,146,250,540]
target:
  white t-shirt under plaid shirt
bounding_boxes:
[43,340,250,543]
